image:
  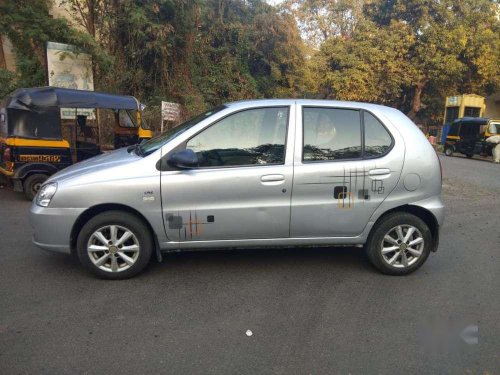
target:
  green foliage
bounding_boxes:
[0,0,111,88]
[292,0,500,123]
[311,19,415,104]
[1,0,498,125]
[61,0,306,114]
[0,69,18,98]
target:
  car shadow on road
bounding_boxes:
[34,246,377,280]
[147,246,376,277]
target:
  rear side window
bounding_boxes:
[364,112,392,157]
[303,108,362,161]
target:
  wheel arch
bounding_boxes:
[14,163,58,181]
[370,204,440,252]
[70,203,159,257]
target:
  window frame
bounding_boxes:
[117,109,138,129]
[301,106,394,163]
[361,109,395,160]
[161,106,291,171]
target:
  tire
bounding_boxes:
[365,212,432,275]
[444,147,453,156]
[23,173,48,201]
[466,154,473,159]
[76,211,154,279]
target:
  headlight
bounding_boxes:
[36,182,57,207]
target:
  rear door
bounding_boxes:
[160,105,295,242]
[290,105,404,237]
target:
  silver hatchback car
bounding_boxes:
[30,100,443,279]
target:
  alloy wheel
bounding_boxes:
[87,225,140,272]
[380,224,425,268]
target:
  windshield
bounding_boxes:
[489,121,500,134]
[137,105,226,156]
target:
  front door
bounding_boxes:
[290,105,404,237]
[161,106,294,242]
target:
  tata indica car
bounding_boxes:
[30,100,444,279]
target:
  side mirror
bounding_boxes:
[167,149,199,169]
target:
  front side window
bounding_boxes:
[186,107,288,167]
[364,112,392,157]
[118,110,137,128]
[303,107,361,161]
[138,106,226,156]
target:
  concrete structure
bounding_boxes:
[0,1,81,72]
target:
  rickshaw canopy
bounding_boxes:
[1,87,142,140]
[4,87,140,111]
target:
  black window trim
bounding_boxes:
[361,109,395,160]
[117,109,138,129]
[159,105,291,171]
[301,106,394,164]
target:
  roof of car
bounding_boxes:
[4,87,140,111]
[224,98,394,112]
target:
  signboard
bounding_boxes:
[60,108,96,120]
[161,101,181,122]
[47,42,94,90]
[47,42,95,120]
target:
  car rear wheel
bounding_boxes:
[77,211,153,279]
[23,173,48,201]
[444,147,453,156]
[365,212,432,275]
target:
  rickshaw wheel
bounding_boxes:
[444,147,453,156]
[23,174,48,201]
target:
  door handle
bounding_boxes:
[260,174,285,186]
[368,168,391,176]
[261,174,285,182]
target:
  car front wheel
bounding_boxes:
[77,211,153,279]
[365,212,432,275]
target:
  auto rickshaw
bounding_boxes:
[444,117,499,159]
[0,87,152,199]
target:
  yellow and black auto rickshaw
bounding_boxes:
[0,87,152,199]
[444,117,499,159]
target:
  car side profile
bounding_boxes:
[29,99,444,279]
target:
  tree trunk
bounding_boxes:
[407,79,428,120]
[86,0,96,38]
[0,36,6,69]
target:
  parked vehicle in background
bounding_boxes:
[29,99,444,279]
[0,87,152,200]
[444,117,500,159]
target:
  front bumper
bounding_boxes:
[29,203,85,254]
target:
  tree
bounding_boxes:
[310,19,415,105]
[282,0,364,46]
[365,0,500,120]
[303,0,500,123]
[0,0,108,88]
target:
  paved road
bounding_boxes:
[0,156,499,374]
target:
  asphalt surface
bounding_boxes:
[1,154,499,374]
